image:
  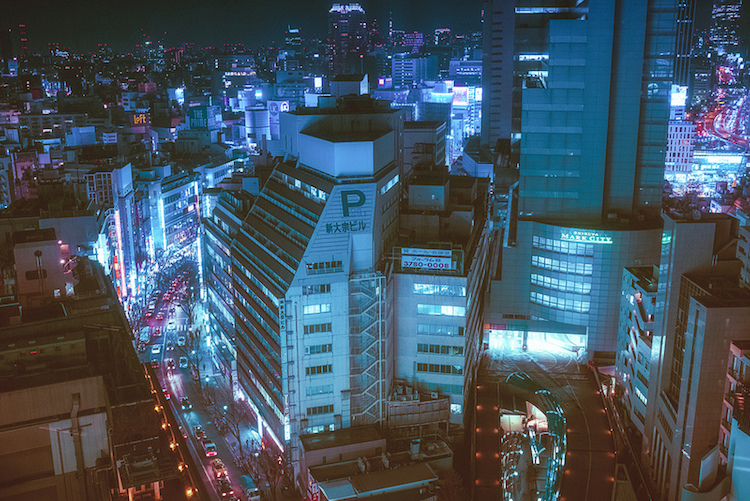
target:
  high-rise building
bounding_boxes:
[327,3,368,76]
[483,0,680,359]
[710,0,744,51]
[639,212,741,499]
[232,96,404,482]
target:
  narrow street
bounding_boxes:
[137,270,262,500]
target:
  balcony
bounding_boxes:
[721,418,732,431]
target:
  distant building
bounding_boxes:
[710,0,744,52]
[328,3,368,75]
[391,53,438,88]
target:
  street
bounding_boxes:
[137,272,262,501]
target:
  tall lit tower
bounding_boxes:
[327,3,368,75]
[710,0,744,51]
[484,0,681,360]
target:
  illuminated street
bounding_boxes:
[474,343,617,501]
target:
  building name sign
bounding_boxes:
[325,190,368,234]
[560,230,613,244]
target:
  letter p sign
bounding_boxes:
[341,190,365,217]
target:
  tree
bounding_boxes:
[180,326,205,389]
[437,468,469,501]
[203,383,254,457]
[246,444,285,501]
[177,260,200,327]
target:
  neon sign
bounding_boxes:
[560,230,613,244]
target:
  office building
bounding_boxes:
[231,96,404,490]
[643,211,739,500]
[391,169,491,424]
[483,0,680,359]
[710,0,744,51]
[664,86,696,180]
[391,53,438,89]
[717,341,750,500]
[650,271,750,500]
[328,3,368,76]
[616,266,658,437]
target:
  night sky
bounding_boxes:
[3,0,483,53]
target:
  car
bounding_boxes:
[145,310,153,318]
[155,312,164,321]
[166,341,175,351]
[180,397,192,411]
[217,478,234,497]
[166,359,175,370]
[177,336,186,347]
[179,425,187,439]
[164,293,171,301]
[162,389,171,400]
[150,359,160,369]
[151,344,161,355]
[211,458,227,478]
[153,328,161,337]
[137,343,147,353]
[202,440,217,457]
[169,305,176,313]
[194,425,205,440]
[168,319,176,329]
[179,356,189,369]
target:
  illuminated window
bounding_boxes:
[417,304,465,317]
[531,274,591,294]
[303,304,331,315]
[307,343,332,355]
[530,292,590,313]
[413,283,466,296]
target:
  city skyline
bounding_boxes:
[3,0,483,53]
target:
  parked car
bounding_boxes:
[151,345,161,355]
[180,397,192,411]
[177,336,186,347]
[179,356,189,369]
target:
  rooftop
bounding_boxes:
[300,425,383,452]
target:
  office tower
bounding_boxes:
[480,2,584,153]
[710,0,744,51]
[285,26,302,51]
[327,3,368,76]
[232,96,404,486]
[391,53,438,88]
[643,212,742,500]
[675,0,697,86]
[483,0,680,360]
[665,86,696,179]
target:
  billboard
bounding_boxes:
[130,112,150,127]
[400,248,456,272]
[452,87,469,107]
